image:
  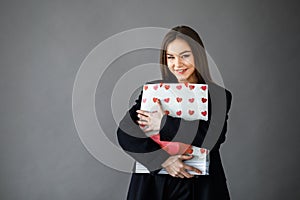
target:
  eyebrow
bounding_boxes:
[167,50,192,56]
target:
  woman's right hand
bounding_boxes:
[161,154,202,178]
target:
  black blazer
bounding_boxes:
[117,80,232,177]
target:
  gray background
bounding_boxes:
[1,0,300,199]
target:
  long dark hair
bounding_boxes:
[160,25,213,84]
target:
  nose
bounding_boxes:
[174,56,183,68]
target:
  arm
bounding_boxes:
[116,89,170,174]
[117,87,202,177]
[150,133,193,155]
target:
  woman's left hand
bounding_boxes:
[136,99,164,133]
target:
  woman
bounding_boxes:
[117,25,232,200]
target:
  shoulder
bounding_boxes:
[208,82,231,97]
[207,82,232,112]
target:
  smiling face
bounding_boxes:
[166,38,198,83]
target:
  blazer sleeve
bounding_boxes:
[210,89,232,151]
[116,89,170,174]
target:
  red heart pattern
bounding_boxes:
[200,148,206,154]
[164,85,170,90]
[188,98,194,103]
[176,110,182,116]
[164,98,170,103]
[141,83,208,120]
[176,97,182,103]
[188,110,194,115]
[189,85,195,90]
[176,85,182,90]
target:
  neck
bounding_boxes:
[178,74,199,84]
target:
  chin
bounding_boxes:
[177,78,188,82]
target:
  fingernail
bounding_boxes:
[185,149,193,154]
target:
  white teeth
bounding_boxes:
[176,69,186,72]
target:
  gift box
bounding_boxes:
[134,146,210,175]
[134,82,210,175]
[141,83,208,121]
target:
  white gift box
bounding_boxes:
[140,83,208,121]
[135,83,210,175]
[134,146,210,175]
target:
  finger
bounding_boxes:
[143,127,152,132]
[136,110,150,117]
[184,164,202,175]
[179,154,193,160]
[172,169,184,178]
[137,114,149,121]
[137,120,148,126]
[176,173,184,178]
[138,123,146,128]
[178,143,193,154]
[171,173,177,178]
[156,99,164,113]
[184,148,193,155]
[180,169,194,178]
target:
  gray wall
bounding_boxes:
[1,0,300,199]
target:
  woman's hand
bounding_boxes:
[161,154,202,178]
[136,99,164,133]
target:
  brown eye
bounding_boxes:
[181,54,190,59]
